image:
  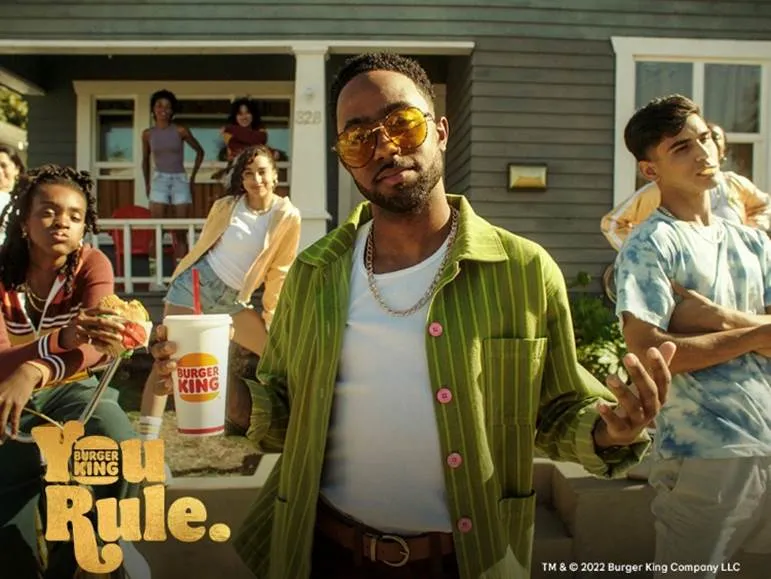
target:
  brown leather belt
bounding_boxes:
[316,503,455,568]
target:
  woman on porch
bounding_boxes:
[222,97,268,162]
[138,144,301,442]
[142,88,205,260]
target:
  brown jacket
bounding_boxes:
[171,195,301,328]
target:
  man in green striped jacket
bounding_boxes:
[149,53,674,579]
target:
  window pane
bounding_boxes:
[261,99,291,161]
[96,99,134,162]
[635,62,693,109]
[723,142,754,180]
[265,126,290,162]
[179,119,227,163]
[704,64,761,133]
[175,99,232,163]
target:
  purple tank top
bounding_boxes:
[149,125,185,174]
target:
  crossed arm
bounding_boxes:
[621,286,771,376]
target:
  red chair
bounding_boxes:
[109,205,154,291]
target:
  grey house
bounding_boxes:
[1,0,770,288]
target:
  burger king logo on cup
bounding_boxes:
[177,353,221,403]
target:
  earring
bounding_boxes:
[21,230,27,238]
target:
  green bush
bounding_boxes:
[568,272,627,381]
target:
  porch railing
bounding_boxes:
[88,218,207,293]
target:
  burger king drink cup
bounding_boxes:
[163,314,233,437]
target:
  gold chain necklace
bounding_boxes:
[21,280,50,313]
[365,208,459,317]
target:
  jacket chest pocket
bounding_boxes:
[481,338,547,425]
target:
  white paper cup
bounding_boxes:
[164,314,233,437]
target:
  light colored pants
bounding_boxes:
[649,456,771,578]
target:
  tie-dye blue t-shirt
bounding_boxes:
[615,210,771,459]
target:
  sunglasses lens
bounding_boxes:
[337,127,375,168]
[385,108,428,151]
[335,108,429,167]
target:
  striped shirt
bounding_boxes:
[0,246,113,385]
[233,195,650,579]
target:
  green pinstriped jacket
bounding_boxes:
[232,195,649,579]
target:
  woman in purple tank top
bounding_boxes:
[141,89,204,259]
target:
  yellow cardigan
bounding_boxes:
[170,195,301,328]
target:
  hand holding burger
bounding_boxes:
[59,295,151,356]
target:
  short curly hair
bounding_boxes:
[330,53,435,127]
[150,89,179,120]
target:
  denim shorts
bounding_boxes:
[164,257,250,316]
[149,172,190,206]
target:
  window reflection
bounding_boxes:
[97,99,134,163]
[705,64,760,134]
[635,62,693,109]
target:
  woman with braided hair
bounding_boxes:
[0,164,137,579]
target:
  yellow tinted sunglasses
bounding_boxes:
[333,107,434,168]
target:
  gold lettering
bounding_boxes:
[167,497,207,542]
[96,497,141,542]
[73,460,89,478]
[32,421,84,483]
[120,439,165,484]
[44,486,124,574]
[72,436,119,486]
[142,484,167,541]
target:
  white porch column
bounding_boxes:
[290,43,332,250]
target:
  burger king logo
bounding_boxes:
[177,353,221,403]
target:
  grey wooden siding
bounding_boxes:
[1,54,294,167]
[445,56,472,197]
[4,0,771,285]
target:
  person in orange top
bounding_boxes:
[221,97,268,162]
[601,123,771,250]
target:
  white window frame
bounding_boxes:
[92,96,136,183]
[611,37,771,206]
[73,81,294,207]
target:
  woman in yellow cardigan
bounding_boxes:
[138,144,301,440]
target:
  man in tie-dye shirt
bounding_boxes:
[615,95,771,577]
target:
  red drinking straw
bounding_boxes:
[191,268,202,315]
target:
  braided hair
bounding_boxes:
[0,164,99,295]
[222,145,278,197]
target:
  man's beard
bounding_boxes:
[354,152,444,214]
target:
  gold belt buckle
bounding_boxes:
[368,534,410,567]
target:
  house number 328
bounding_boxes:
[296,110,322,125]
